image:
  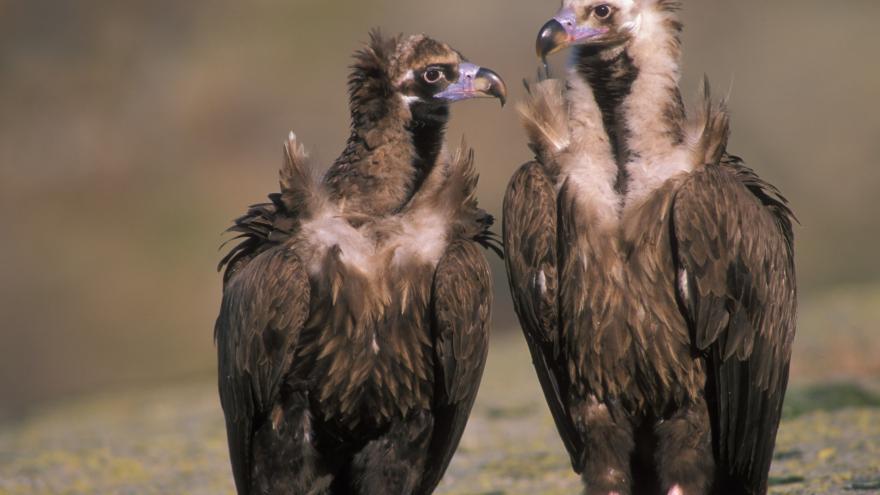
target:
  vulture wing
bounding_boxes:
[672,159,796,493]
[416,240,492,495]
[214,246,311,495]
[503,161,583,471]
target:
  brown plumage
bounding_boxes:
[215,32,505,495]
[508,2,796,494]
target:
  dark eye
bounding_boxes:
[593,4,612,19]
[423,68,444,84]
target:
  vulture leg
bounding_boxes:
[654,398,714,495]
[349,411,434,494]
[251,389,332,495]
[575,397,635,495]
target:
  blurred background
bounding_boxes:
[1,0,879,422]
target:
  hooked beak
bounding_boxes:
[435,62,508,107]
[536,7,608,59]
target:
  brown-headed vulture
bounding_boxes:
[215,32,506,495]
[504,1,796,494]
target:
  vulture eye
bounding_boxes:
[423,68,445,84]
[593,4,612,19]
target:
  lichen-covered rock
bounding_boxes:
[1,337,877,495]
[770,408,880,494]
[0,385,234,495]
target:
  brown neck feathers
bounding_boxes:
[323,33,449,218]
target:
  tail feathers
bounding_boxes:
[689,77,730,167]
[280,131,321,218]
[517,79,570,167]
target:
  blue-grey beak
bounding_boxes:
[537,7,609,59]
[435,62,508,107]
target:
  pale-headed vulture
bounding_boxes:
[215,31,506,495]
[504,1,796,494]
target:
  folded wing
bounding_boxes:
[672,159,796,493]
[416,240,492,495]
[215,245,311,494]
[503,161,584,471]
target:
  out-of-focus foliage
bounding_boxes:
[1,0,878,418]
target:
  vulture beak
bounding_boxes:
[435,62,508,107]
[537,7,609,59]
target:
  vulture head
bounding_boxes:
[349,32,507,129]
[536,0,680,61]
[386,34,507,108]
[336,32,507,215]
[395,35,507,107]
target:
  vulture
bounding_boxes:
[504,1,796,494]
[215,32,506,495]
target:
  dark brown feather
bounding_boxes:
[672,159,796,493]
[215,245,311,495]
[416,240,492,495]
[503,161,583,470]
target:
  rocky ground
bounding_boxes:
[1,336,878,495]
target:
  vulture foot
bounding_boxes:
[654,400,714,495]
[250,392,326,495]
[575,399,635,495]
[349,411,434,494]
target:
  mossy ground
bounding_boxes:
[1,336,878,495]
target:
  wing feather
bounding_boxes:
[672,160,796,493]
[416,240,492,495]
[214,246,310,495]
[503,161,584,470]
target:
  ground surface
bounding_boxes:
[1,336,878,495]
